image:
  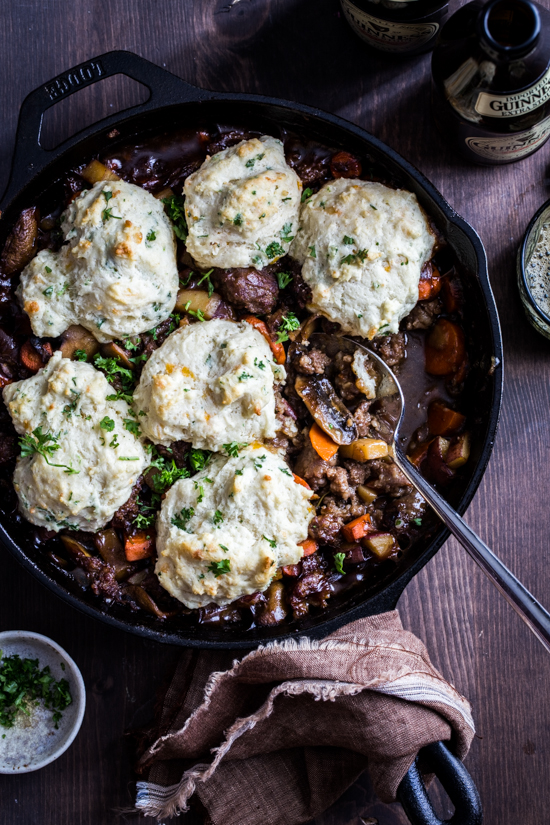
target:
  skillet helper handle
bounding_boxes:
[397,741,482,825]
[394,445,550,655]
[2,50,208,206]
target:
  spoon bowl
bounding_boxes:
[310,332,550,654]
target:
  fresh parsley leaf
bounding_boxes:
[196,268,215,298]
[171,507,194,531]
[276,271,293,289]
[308,245,316,258]
[276,312,300,343]
[99,416,115,432]
[301,188,313,202]
[233,213,243,226]
[333,552,346,575]
[102,207,122,222]
[42,286,53,298]
[123,418,141,437]
[343,235,355,245]
[280,222,294,244]
[262,535,277,548]
[73,349,88,362]
[213,509,224,527]
[222,442,248,458]
[146,229,156,242]
[148,452,190,493]
[207,559,231,576]
[219,544,229,553]
[265,241,286,260]
[18,427,78,475]
[189,448,211,473]
[162,195,188,241]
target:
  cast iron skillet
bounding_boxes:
[0,51,501,825]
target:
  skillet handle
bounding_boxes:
[1,50,209,207]
[397,742,482,825]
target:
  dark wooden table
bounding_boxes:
[1,1,549,823]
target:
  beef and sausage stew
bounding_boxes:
[0,124,473,632]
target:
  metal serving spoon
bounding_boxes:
[311,333,550,654]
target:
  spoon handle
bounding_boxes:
[394,446,550,654]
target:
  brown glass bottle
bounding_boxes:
[340,0,449,56]
[432,0,550,164]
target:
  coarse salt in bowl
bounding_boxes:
[0,631,85,773]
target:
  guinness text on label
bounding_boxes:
[475,67,550,118]
[340,0,447,56]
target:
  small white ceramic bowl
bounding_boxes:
[0,630,86,773]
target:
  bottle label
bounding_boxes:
[341,0,439,52]
[465,115,550,161]
[475,66,550,119]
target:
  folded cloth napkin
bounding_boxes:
[134,610,475,824]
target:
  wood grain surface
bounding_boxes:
[1,1,549,823]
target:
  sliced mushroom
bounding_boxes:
[1,207,39,275]
[100,341,135,370]
[94,529,133,581]
[295,374,357,445]
[59,325,100,361]
[60,534,92,561]
[125,584,170,619]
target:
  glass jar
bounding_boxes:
[517,198,550,340]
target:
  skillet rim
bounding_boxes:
[0,51,503,648]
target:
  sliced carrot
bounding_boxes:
[309,422,339,460]
[418,265,442,301]
[298,539,318,556]
[243,315,286,365]
[442,276,463,313]
[427,401,466,436]
[425,319,465,376]
[124,530,155,562]
[293,473,311,490]
[20,340,52,373]
[342,513,373,543]
[407,440,432,469]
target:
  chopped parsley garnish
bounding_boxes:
[254,358,265,370]
[42,286,53,297]
[171,507,195,531]
[189,448,211,473]
[119,456,139,460]
[279,468,292,477]
[196,268,215,298]
[395,518,404,528]
[223,442,248,458]
[194,482,204,503]
[146,229,156,242]
[207,559,231,577]
[253,455,267,470]
[301,188,313,202]
[0,652,72,730]
[73,349,88,362]
[280,222,294,244]
[45,266,52,274]
[333,552,346,575]
[99,416,115,432]
[162,195,188,241]
[19,427,78,475]
[101,193,122,223]
[184,301,205,322]
[308,245,316,258]
[262,535,277,548]
[234,469,244,476]
[148,452,190,493]
[370,204,377,210]
[265,241,286,260]
[123,418,141,437]
[413,518,422,526]
[276,271,293,289]
[276,312,300,343]
[343,235,355,245]
[219,544,229,553]
[245,152,264,168]
[93,354,135,398]
[233,213,243,226]
[341,249,368,266]
[110,434,119,449]
[238,372,254,381]
[213,509,224,527]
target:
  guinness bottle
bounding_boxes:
[432,0,550,164]
[340,0,449,57]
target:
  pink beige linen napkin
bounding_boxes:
[134,610,474,823]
